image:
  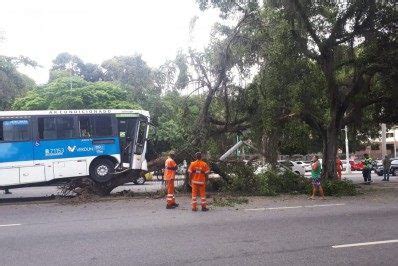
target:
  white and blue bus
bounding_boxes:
[0,109,150,189]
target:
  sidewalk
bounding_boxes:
[2,172,396,201]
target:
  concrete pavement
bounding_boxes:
[0,188,397,265]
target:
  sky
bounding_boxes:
[0,0,218,84]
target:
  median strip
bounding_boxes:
[332,239,398,248]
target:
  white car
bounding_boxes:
[278,160,305,176]
[295,161,312,172]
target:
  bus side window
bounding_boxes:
[93,116,112,137]
[78,115,112,138]
[56,117,75,139]
[38,117,75,139]
[0,120,30,141]
[38,117,56,139]
[78,116,92,138]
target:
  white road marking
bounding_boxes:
[266,206,303,210]
[245,203,346,211]
[332,240,398,248]
[244,208,266,211]
[0,223,21,227]
[304,203,346,208]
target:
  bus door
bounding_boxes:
[132,120,148,170]
[0,118,44,186]
[117,118,137,168]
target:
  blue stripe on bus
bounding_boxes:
[0,142,33,163]
[0,137,121,163]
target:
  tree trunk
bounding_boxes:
[261,131,279,166]
[322,120,339,180]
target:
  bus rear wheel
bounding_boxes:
[90,159,115,183]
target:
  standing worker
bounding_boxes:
[164,151,179,209]
[362,153,373,185]
[188,152,210,212]
[336,156,343,180]
[309,155,325,200]
[382,155,391,182]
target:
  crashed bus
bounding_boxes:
[0,109,150,190]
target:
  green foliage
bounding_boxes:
[322,179,357,197]
[212,196,249,207]
[219,162,357,197]
[13,76,140,110]
[51,52,103,82]
[0,56,36,110]
[102,55,159,103]
[220,162,311,196]
[262,170,311,195]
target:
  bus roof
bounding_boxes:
[0,109,150,118]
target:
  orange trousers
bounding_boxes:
[191,183,206,209]
[337,169,342,180]
[165,179,176,206]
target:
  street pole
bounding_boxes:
[381,123,387,158]
[345,126,351,174]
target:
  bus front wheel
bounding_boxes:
[90,159,115,183]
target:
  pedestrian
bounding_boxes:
[309,155,325,200]
[164,151,179,209]
[336,156,343,180]
[362,153,373,185]
[382,155,391,182]
[188,152,210,212]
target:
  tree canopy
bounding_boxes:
[0,56,36,110]
[13,76,140,110]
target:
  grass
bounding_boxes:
[212,196,249,207]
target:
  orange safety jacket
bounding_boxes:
[164,157,177,180]
[188,160,210,184]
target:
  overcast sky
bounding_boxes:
[0,0,218,84]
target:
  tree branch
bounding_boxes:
[292,0,322,48]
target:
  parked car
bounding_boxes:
[374,159,398,176]
[350,161,364,171]
[294,161,312,172]
[278,160,305,176]
[304,162,313,172]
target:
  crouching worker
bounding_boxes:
[188,152,210,212]
[164,151,179,209]
[309,155,325,200]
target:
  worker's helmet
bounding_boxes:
[195,152,202,160]
[169,151,176,157]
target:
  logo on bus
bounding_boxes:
[94,145,105,154]
[67,146,77,152]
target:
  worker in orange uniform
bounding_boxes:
[188,152,210,212]
[164,151,179,209]
[336,156,343,180]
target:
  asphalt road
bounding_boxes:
[1,188,397,265]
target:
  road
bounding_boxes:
[1,183,398,265]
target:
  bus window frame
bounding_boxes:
[36,116,79,141]
[77,114,117,139]
[0,117,32,143]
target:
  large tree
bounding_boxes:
[50,52,104,82]
[13,76,139,110]
[0,56,36,110]
[197,0,397,178]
